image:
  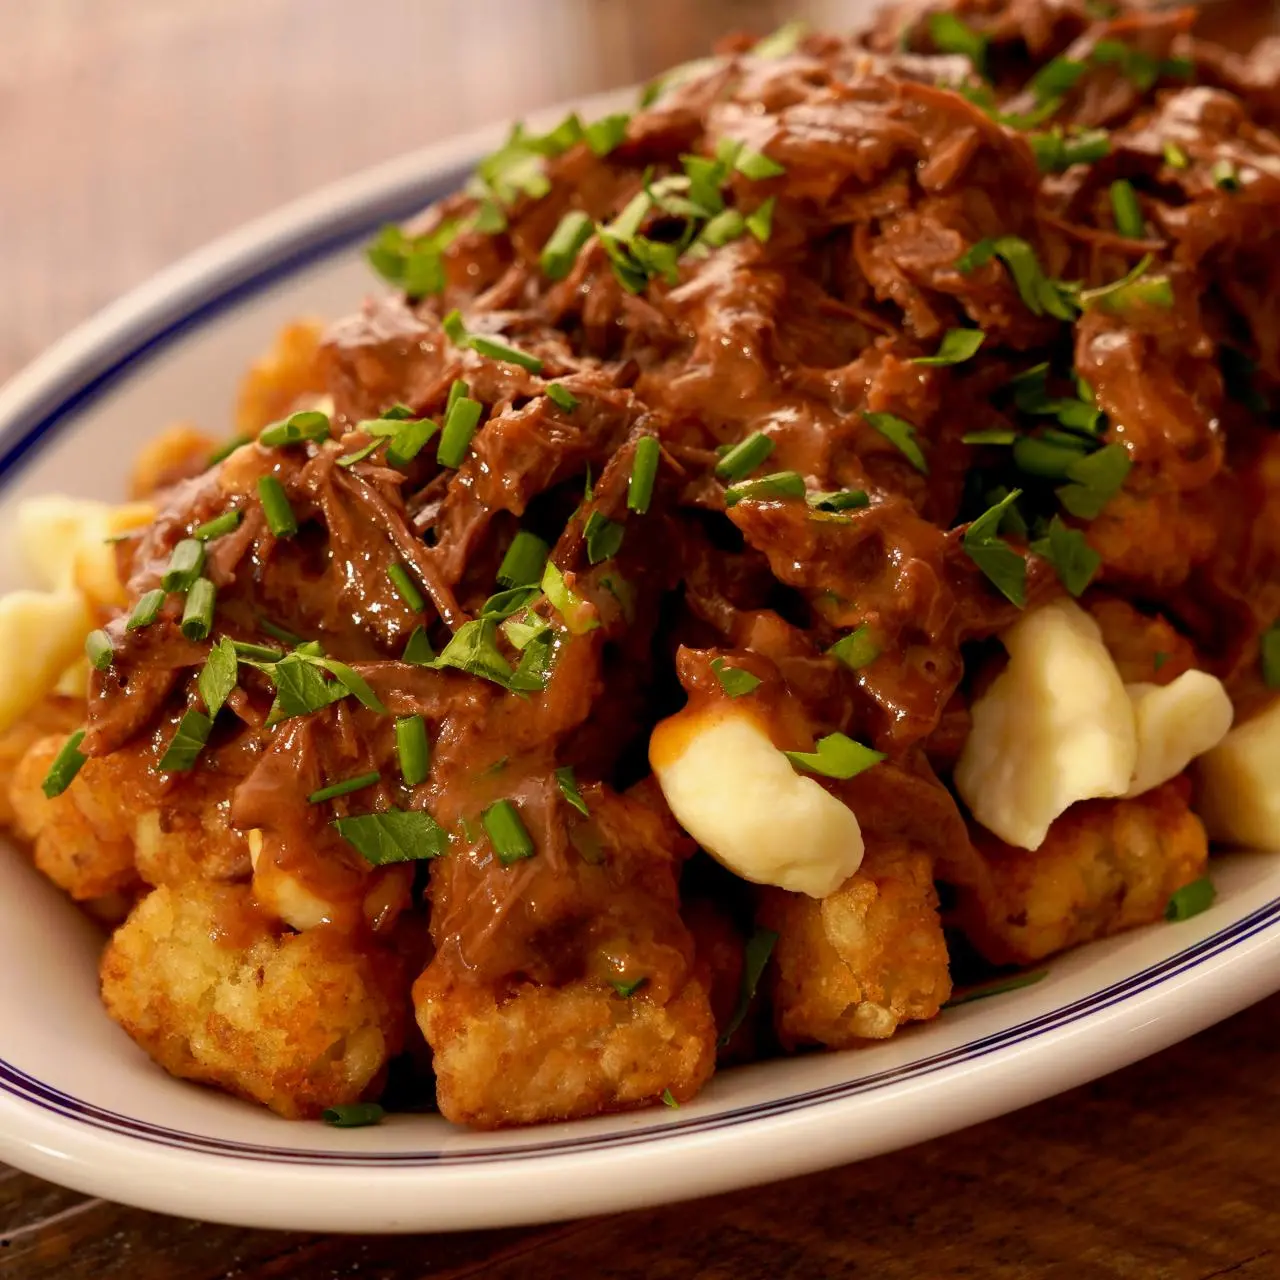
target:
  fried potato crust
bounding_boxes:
[955,780,1209,967]
[760,841,952,1049]
[100,882,407,1118]
[0,696,82,829]
[414,972,716,1129]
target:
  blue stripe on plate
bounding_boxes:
[0,153,1275,1168]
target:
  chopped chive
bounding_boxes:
[497,531,550,588]
[784,732,885,780]
[714,431,775,483]
[719,926,778,1045]
[470,335,543,373]
[541,209,595,280]
[158,710,214,773]
[483,798,535,864]
[445,378,469,416]
[437,395,484,468]
[733,148,786,180]
[387,563,426,613]
[402,626,437,666]
[336,440,381,468]
[546,382,578,412]
[1110,180,1145,239]
[1163,139,1190,169]
[162,539,206,593]
[963,429,1018,446]
[126,588,166,631]
[257,476,298,538]
[42,729,87,798]
[753,19,806,57]
[807,488,869,512]
[208,434,252,466]
[661,1089,680,1109]
[555,765,589,816]
[85,629,114,671]
[194,510,242,541]
[322,1103,385,1128]
[611,977,647,998]
[260,618,305,647]
[865,412,929,474]
[828,625,880,671]
[386,418,439,467]
[308,770,381,805]
[230,639,282,662]
[724,470,806,507]
[746,196,775,243]
[943,969,1048,1008]
[627,436,661,514]
[258,410,331,447]
[710,656,761,698]
[1056,442,1132,520]
[1153,650,1171,673]
[180,578,217,642]
[396,715,430,787]
[1030,515,1101,597]
[699,208,747,249]
[1166,877,1216,921]
[1212,159,1241,191]
[913,329,985,366]
[1013,434,1089,480]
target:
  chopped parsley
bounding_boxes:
[322,1103,385,1128]
[828,625,880,671]
[913,329,985,367]
[943,969,1048,1008]
[864,412,929,474]
[963,490,1028,607]
[584,511,625,565]
[710,657,762,698]
[366,221,457,297]
[541,561,599,635]
[957,237,1077,321]
[784,732,885,781]
[332,809,449,864]
[158,710,214,773]
[555,765,590,816]
[928,11,988,74]
[198,637,238,717]
[1031,516,1101,598]
[719,926,779,1045]
[1056,443,1132,520]
[753,20,807,59]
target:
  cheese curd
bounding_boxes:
[650,702,864,898]
[958,600,1238,850]
[1124,673,1234,799]
[956,599,1137,851]
[1196,700,1280,852]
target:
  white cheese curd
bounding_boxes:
[0,590,94,732]
[1195,700,1280,852]
[650,702,864,898]
[1124,672,1234,799]
[247,829,337,931]
[955,598,1137,851]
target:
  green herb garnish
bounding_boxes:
[309,771,381,805]
[541,209,595,281]
[387,563,426,613]
[753,20,806,58]
[963,490,1027,607]
[1261,622,1280,689]
[1031,515,1100,597]
[395,715,430,787]
[1163,139,1190,170]
[402,626,436,666]
[180,578,216,642]
[957,237,1078,321]
[541,561,599,634]
[366,220,458,297]
[322,1103,385,1128]
[555,765,589,816]
[627,437,661,514]
[258,410,331,448]
[1110,179,1145,239]
[584,511,625,565]
[257,476,297,539]
[584,113,630,156]
[1056,443,1132,519]
[158,710,214,773]
[332,809,449,864]
[42,730,87,798]
[714,431,775,483]
[127,588,166,632]
[719,926,779,1045]
[865,412,929,474]
[928,11,988,73]
[198,636,238,717]
[710,656,762,698]
[807,488,869,512]
[483,798,535,864]
[546,383,578,412]
[162,540,206,593]
[784,732,885,780]
[497,531,550,589]
[193,510,242,542]
[829,625,880,671]
[85,629,114,672]
[914,329,985,367]
[437,393,484,469]
[943,969,1048,1008]
[724,470,806,507]
[1166,877,1216,921]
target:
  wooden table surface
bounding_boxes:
[3,2,1280,1276]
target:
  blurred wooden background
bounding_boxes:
[4,2,1280,1277]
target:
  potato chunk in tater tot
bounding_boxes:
[954,781,1209,967]
[760,842,951,1048]
[101,882,406,1118]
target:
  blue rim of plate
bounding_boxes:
[0,154,1276,1169]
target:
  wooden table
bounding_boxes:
[3,3,1279,1276]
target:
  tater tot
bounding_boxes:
[954,780,1209,967]
[100,882,407,1119]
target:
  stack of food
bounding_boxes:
[3,0,1278,1129]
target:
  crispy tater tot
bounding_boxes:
[235,319,329,434]
[760,841,952,1049]
[10,736,139,900]
[955,780,1209,967]
[129,425,218,500]
[100,882,407,1119]
[1088,596,1199,686]
[0,696,83,829]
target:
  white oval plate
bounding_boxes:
[1,102,1278,1236]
